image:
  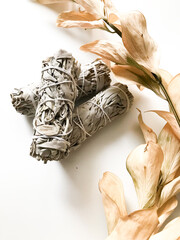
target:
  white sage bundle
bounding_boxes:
[32,49,79,162]
[10,60,111,117]
[30,83,133,163]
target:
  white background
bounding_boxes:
[0,0,180,239]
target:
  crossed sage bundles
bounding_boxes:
[11,49,134,163]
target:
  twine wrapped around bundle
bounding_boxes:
[10,60,111,117]
[30,83,133,163]
[32,49,79,162]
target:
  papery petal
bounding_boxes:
[150,111,180,140]
[106,207,158,240]
[56,11,108,29]
[158,123,180,185]
[99,172,127,234]
[75,0,105,18]
[37,0,71,3]
[126,142,163,208]
[154,197,178,233]
[138,110,157,143]
[111,65,162,97]
[159,176,180,207]
[149,217,180,240]
[168,74,180,120]
[120,11,160,72]
[159,69,173,90]
[80,40,130,64]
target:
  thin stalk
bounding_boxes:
[103,19,122,38]
[159,82,180,127]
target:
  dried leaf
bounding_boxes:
[80,40,130,64]
[149,217,180,240]
[56,11,107,29]
[138,110,157,143]
[126,142,163,208]
[155,197,178,233]
[149,111,180,140]
[37,0,71,3]
[168,74,180,120]
[99,172,127,234]
[75,0,105,18]
[111,65,162,97]
[158,123,180,185]
[120,11,160,72]
[159,69,173,90]
[159,176,180,207]
[106,207,158,240]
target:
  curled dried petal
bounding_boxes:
[80,40,130,64]
[106,207,158,240]
[158,123,180,185]
[159,176,180,207]
[99,172,127,234]
[149,217,180,240]
[120,11,160,72]
[126,142,163,208]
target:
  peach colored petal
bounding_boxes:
[126,142,163,208]
[138,110,157,143]
[168,74,180,120]
[159,69,173,90]
[111,65,162,97]
[120,11,160,72]
[159,176,180,207]
[106,207,158,240]
[150,217,180,240]
[80,40,130,64]
[154,197,178,233]
[158,123,180,185]
[99,172,127,234]
[37,0,71,3]
[149,111,180,140]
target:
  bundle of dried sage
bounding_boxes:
[32,49,79,162]
[30,83,133,163]
[10,60,111,117]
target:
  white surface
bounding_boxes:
[0,0,180,239]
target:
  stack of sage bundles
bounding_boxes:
[11,50,134,163]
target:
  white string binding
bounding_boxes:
[110,85,130,113]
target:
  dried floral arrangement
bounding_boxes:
[12,0,180,239]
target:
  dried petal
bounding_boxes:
[126,142,163,208]
[158,123,180,185]
[159,69,173,90]
[155,197,178,233]
[159,176,180,207]
[99,172,127,234]
[150,110,180,140]
[149,217,180,240]
[120,11,160,72]
[56,11,107,29]
[106,207,158,240]
[168,74,180,120]
[138,110,157,143]
[75,0,105,18]
[37,0,71,3]
[111,65,162,97]
[80,40,130,64]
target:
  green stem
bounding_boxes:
[103,19,122,38]
[159,82,180,127]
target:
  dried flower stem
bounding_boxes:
[104,19,180,127]
[103,19,122,38]
[159,82,180,127]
